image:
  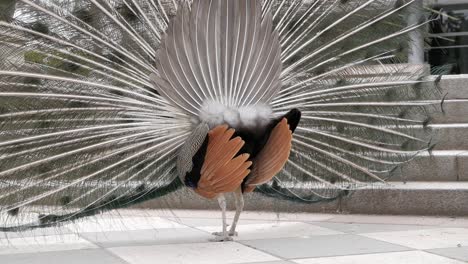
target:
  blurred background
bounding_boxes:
[428,0,468,74]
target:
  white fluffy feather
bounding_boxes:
[199,100,273,130]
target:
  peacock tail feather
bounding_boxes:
[0,0,440,231]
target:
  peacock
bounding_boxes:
[0,0,441,241]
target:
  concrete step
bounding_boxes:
[431,100,468,124]
[436,75,468,100]
[425,75,468,124]
[340,182,468,216]
[137,182,468,216]
[345,124,466,150]
[431,124,468,150]
[395,151,468,182]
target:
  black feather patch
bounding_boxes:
[31,22,50,35]
[283,108,301,133]
[59,196,72,206]
[184,135,209,188]
[38,214,60,225]
[240,108,302,192]
[423,117,432,128]
[7,207,19,216]
[394,0,404,8]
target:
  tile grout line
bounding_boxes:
[89,215,291,264]
[153,216,421,262]
[161,215,224,243]
[287,250,467,263]
[240,233,417,262]
[76,231,132,264]
[164,216,296,262]
[354,232,425,252]
[2,215,468,263]
[421,249,468,263]
[236,240,296,263]
[285,249,417,262]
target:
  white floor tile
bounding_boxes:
[362,228,468,250]
[0,234,97,255]
[198,222,343,240]
[428,246,468,262]
[292,251,466,264]
[64,216,186,232]
[440,218,468,228]
[108,242,279,264]
[0,249,128,264]
[313,222,438,234]
[82,228,213,247]
[240,235,409,259]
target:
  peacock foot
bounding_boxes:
[209,234,233,242]
[212,231,238,237]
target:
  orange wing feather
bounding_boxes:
[195,125,252,199]
[244,118,292,193]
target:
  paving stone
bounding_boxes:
[313,222,439,234]
[362,228,468,250]
[108,242,279,264]
[427,246,468,262]
[2,210,468,263]
[0,249,127,264]
[0,234,97,255]
[240,234,410,259]
[82,228,212,247]
[292,251,466,264]
[197,222,343,240]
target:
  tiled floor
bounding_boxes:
[1,210,468,264]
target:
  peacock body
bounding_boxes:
[0,0,440,241]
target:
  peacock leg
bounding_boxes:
[228,187,243,236]
[210,194,232,242]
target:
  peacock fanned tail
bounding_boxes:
[0,0,440,231]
